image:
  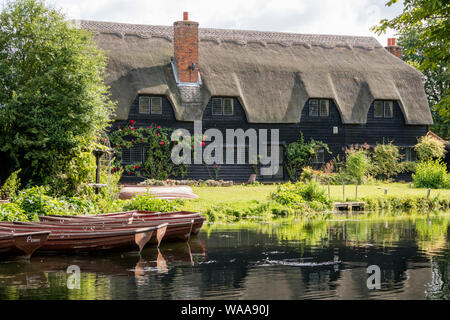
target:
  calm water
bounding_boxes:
[0,214,449,300]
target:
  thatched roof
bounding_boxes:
[78,20,433,125]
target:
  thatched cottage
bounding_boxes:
[79,13,432,182]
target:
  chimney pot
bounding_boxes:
[183,12,189,21]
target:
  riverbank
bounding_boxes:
[182,183,450,222]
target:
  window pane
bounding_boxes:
[374,101,383,118]
[309,99,319,117]
[122,149,131,164]
[320,100,329,117]
[314,149,325,164]
[139,97,150,114]
[384,101,393,118]
[151,97,162,114]
[223,98,234,115]
[130,145,143,163]
[212,98,222,115]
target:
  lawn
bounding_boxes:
[182,183,450,213]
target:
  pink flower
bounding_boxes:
[135,165,140,170]
[201,142,205,147]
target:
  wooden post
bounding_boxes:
[355,181,358,201]
[409,183,412,189]
[427,188,431,199]
[384,188,388,195]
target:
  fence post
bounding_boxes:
[384,188,388,195]
[427,188,431,199]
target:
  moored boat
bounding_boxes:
[0,230,50,259]
[0,225,159,254]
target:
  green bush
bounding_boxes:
[0,203,28,221]
[0,169,21,200]
[414,135,446,161]
[12,186,98,220]
[123,192,183,212]
[370,142,403,180]
[412,160,450,189]
[285,134,329,182]
[344,147,371,183]
[271,180,331,207]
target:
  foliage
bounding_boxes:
[344,145,371,183]
[109,121,188,180]
[0,169,21,200]
[414,135,447,161]
[412,159,449,189]
[372,0,449,131]
[11,186,98,220]
[0,202,28,221]
[363,194,450,212]
[271,180,331,207]
[0,0,115,194]
[398,27,450,139]
[285,133,329,182]
[370,142,404,179]
[122,192,183,212]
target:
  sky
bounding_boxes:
[44,0,403,46]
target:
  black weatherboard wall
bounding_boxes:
[115,95,428,183]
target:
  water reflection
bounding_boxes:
[0,214,448,300]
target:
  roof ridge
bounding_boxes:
[76,19,382,48]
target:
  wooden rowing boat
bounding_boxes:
[40,211,205,235]
[0,225,158,254]
[0,230,50,259]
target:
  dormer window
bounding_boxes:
[374,100,393,118]
[212,98,234,116]
[139,96,162,115]
[309,99,329,117]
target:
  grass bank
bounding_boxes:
[182,183,450,222]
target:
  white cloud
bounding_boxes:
[47,0,403,46]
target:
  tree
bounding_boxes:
[398,27,449,138]
[0,0,115,195]
[372,0,449,136]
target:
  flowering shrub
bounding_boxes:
[370,142,403,180]
[414,135,447,161]
[109,121,188,180]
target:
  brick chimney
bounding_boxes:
[385,38,402,59]
[173,12,199,83]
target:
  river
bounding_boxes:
[0,214,448,300]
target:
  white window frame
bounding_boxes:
[319,100,329,117]
[139,96,151,114]
[212,98,223,115]
[384,101,393,118]
[151,97,163,115]
[374,101,384,118]
[309,99,319,117]
[223,98,234,116]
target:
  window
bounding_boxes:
[212,98,222,115]
[223,98,234,115]
[309,99,319,117]
[212,98,235,116]
[151,97,162,114]
[314,148,325,164]
[320,100,329,117]
[139,97,150,114]
[374,101,383,118]
[122,145,145,164]
[384,101,393,118]
[404,147,417,162]
[139,96,163,115]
